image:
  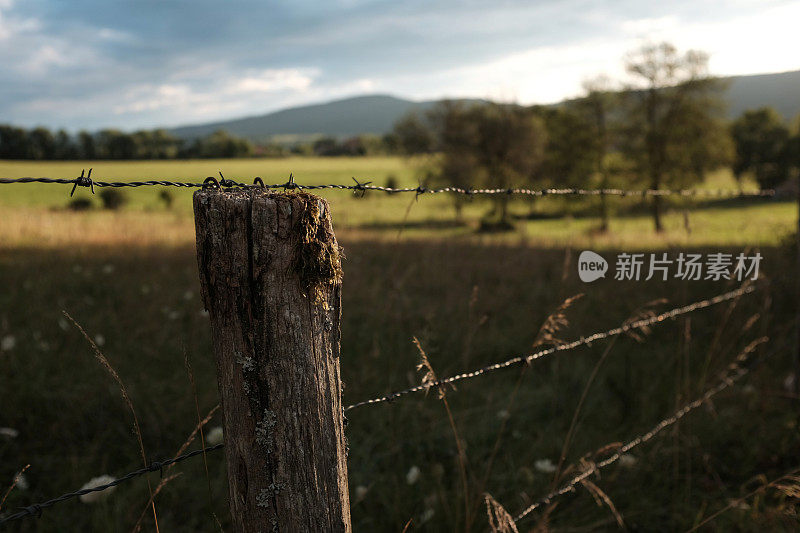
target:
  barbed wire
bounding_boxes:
[512,337,767,524]
[0,444,224,526]
[344,285,755,412]
[0,171,777,198]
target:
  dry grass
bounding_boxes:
[0,173,796,531]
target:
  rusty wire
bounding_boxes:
[512,337,767,523]
[0,444,224,526]
[344,285,755,411]
[0,171,777,198]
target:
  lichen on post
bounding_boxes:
[193,188,350,532]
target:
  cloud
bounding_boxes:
[231,69,318,93]
[0,0,797,130]
[0,0,40,41]
[111,69,320,118]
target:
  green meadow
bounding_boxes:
[0,157,798,531]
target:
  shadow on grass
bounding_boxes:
[0,240,795,532]
[350,218,469,231]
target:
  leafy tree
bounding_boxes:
[577,77,618,231]
[731,107,791,189]
[97,129,137,159]
[54,129,79,159]
[392,112,436,155]
[77,131,96,159]
[0,125,31,159]
[539,106,595,187]
[426,101,480,221]
[29,127,56,160]
[187,130,253,158]
[623,42,730,232]
[312,137,340,156]
[425,102,547,226]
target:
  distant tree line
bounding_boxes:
[392,42,800,231]
[0,124,407,160]
[0,127,255,160]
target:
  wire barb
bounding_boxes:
[69,168,94,197]
[351,177,372,198]
[218,171,234,188]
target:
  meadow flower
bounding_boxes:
[354,485,369,502]
[406,465,420,485]
[168,311,180,320]
[102,264,115,274]
[15,473,29,491]
[420,508,435,524]
[183,290,194,301]
[496,409,510,420]
[0,427,19,439]
[79,475,116,503]
[618,454,637,468]
[141,284,151,295]
[1,335,16,351]
[94,334,105,347]
[206,426,224,446]
[58,317,69,331]
[534,459,557,474]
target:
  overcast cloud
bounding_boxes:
[1,0,798,130]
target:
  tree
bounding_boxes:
[54,129,78,159]
[577,76,618,231]
[464,103,546,227]
[187,130,253,158]
[97,129,137,159]
[426,101,480,221]
[392,112,436,155]
[312,137,340,156]
[0,125,31,159]
[77,131,96,159]
[539,106,595,192]
[421,102,546,226]
[28,127,56,160]
[731,107,791,189]
[623,42,730,232]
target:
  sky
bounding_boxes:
[1,0,798,131]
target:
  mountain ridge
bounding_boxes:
[168,70,800,142]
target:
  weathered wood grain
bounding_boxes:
[194,188,350,532]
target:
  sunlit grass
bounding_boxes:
[0,157,795,249]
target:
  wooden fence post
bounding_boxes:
[193,188,351,532]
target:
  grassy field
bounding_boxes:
[0,157,798,531]
[0,157,795,248]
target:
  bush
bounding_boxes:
[385,174,399,190]
[66,198,93,211]
[158,189,174,209]
[99,189,127,210]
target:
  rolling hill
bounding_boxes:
[169,70,800,142]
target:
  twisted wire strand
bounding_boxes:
[512,338,766,523]
[0,176,777,198]
[0,444,224,526]
[344,285,755,412]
